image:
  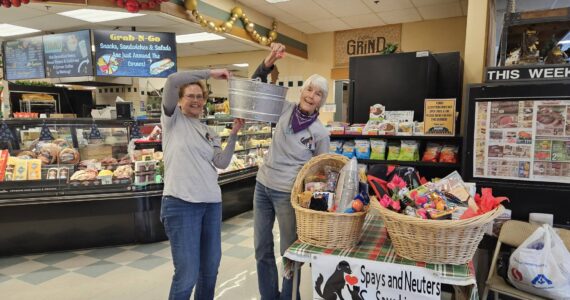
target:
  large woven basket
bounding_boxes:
[376,203,505,265]
[291,154,367,249]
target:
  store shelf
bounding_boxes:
[356,159,461,168]
[330,134,463,141]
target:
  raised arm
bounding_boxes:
[251,43,285,82]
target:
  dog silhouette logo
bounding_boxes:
[315,260,352,300]
[531,274,553,286]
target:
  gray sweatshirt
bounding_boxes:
[256,101,330,193]
[161,70,237,203]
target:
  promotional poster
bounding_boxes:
[93,30,177,78]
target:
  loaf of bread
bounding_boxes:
[58,148,80,164]
[37,143,60,164]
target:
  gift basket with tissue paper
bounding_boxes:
[291,154,371,249]
[369,168,507,264]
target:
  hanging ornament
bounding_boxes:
[39,123,54,141]
[1,0,30,8]
[183,0,279,46]
[115,0,170,13]
[130,121,142,140]
[89,123,103,140]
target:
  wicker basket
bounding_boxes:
[376,203,505,264]
[291,154,368,249]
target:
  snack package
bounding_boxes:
[439,145,459,163]
[414,122,424,135]
[370,139,387,160]
[357,164,368,183]
[397,122,414,136]
[369,104,385,121]
[27,159,42,180]
[347,124,365,135]
[386,142,401,161]
[324,166,340,192]
[329,140,343,154]
[398,140,419,161]
[379,121,396,135]
[305,182,327,192]
[433,171,471,202]
[422,143,442,162]
[354,140,370,159]
[342,141,355,159]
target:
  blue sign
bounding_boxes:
[43,30,93,78]
[93,30,177,78]
[3,36,46,80]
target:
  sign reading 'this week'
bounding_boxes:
[486,65,570,82]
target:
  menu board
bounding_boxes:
[43,30,93,78]
[473,99,570,184]
[93,30,177,78]
[3,36,46,80]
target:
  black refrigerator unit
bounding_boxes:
[464,81,570,226]
[349,52,441,124]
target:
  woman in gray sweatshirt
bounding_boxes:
[160,69,244,300]
[252,43,331,300]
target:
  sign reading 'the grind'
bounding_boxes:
[486,65,570,82]
[334,25,401,67]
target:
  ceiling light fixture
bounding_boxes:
[0,24,40,37]
[176,32,225,43]
[233,63,249,67]
[57,9,145,23]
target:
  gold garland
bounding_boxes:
[184,0,278,46]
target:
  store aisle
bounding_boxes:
[0,210,313,300]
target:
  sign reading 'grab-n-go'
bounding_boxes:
[311,254,442,300]
[486,65,570,82]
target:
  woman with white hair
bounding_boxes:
[252,43,330,300]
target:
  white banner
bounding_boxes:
[311,254,441,300]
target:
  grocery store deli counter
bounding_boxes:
[0,118,262,256]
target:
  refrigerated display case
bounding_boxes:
[464,81,570,226]
[0,117,271,256]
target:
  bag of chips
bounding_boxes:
[370,139,387,160]
[422,143,442,162]
[386,142,401,161]
[355,140,371,159]
[439,145,459,163]
[342,141,355,159]
[398,140,419,161]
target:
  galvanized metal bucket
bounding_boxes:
[228,78,288,123]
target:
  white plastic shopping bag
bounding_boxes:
[507,224,570,299]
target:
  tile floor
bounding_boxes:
[0,210,315,300]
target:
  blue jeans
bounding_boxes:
[253,181,301,300]
[161,196,222,300]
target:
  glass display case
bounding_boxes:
[0,117,270,256]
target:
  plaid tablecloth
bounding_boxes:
[285,212,479,299]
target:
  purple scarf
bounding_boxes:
[291,105,319,133]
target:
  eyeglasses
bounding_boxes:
[184,94,205,101]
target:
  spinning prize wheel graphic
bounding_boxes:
[97,54,121,75]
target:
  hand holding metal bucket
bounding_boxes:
[228,78,288,123]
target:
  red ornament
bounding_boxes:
[2,0,12,8]
[125,0,140,13]
[11,0,21,6]
[116,0,124,7]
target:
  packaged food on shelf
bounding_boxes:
[342,140,355,158]
[370,139,387,160]
[422,143,442,162]
[354,139,370,159]
[329,140,343,154]
[397,140,419,161]
[386,142,400,160]
[439,145,459,163]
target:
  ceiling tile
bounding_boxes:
[287,22,322,34]
[377,8,422,24]
[364,0,414,13]
[0,6,50,24]
[309,18,351,32]
[11,14,86,32]
[341,13,386,28]
[418,2,462,20]
[411,0,458,7]
[176,46,212,56]
[100,15,176,27]
[270,9,305,25]
[460,0,468,15]
[270,1,335,21]
[313,0,372,17]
